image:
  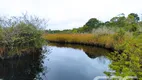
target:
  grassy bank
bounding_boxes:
[43,33,131,50]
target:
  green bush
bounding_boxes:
[0,15,47,57]
[105,34,142,79]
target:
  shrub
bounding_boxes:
[92,26,116,36]
[0,14,47,57]
[106,34,142,79]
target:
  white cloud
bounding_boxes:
[0,0,142,30]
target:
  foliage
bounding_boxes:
[47,13,141,34]
[0,14,46,58]
[128,13,140,22]
[105,34,142,79]
[110,14,126,27]
[92,26,116,36]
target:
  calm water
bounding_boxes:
[0,43,111,80]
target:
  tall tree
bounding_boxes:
[128,13,140,23]
[110,15,126,27]
[125,13,140,32]
[85,18,101,28]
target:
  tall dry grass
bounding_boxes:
[44,33,131,49]
[44,34,94,43]
[44,26,134,50]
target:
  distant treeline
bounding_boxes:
[46,13,142,34]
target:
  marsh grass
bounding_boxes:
[44,26,135,50]
[44,32,130,50]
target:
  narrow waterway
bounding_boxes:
[42,43,111,80]
[0,43,111,80]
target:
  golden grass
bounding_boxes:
[43,33,131,49]
[44,34,93,43]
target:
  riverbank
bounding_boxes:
[0,48,42,60]
[43,33,131,51]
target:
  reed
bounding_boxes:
[43,33,131,49]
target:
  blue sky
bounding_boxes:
[0,0,142,30]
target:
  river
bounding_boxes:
[0,43,111,80]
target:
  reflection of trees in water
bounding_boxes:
[48,43,110,58]
[96,56,110,64]
[0,50,47,80]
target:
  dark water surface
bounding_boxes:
[0,43,111,80]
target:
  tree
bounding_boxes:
[85,18,101,29]
[72,28,78,33]
[125,13,140,32]
[110,15,126,27]
[128,13,140,22]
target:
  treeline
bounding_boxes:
[47,13,142,34]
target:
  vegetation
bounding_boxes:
[105,34,142,79]
[45,33,125,49]
[45,13,142,79]
[0,14,46,59]
[46,13,142,34]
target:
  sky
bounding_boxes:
[0,0,142,30]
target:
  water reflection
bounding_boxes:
[0,50,46,80]
[0,43,111,80]
[48,43,110,58]
[43,43,111,80]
